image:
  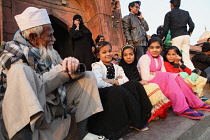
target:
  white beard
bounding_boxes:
[39,45,59,65]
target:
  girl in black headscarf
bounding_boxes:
[69,14,95,70]
[119,44,172,122]
[119,45,141,81]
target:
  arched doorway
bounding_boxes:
[49,15,73,59]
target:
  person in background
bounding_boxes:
[112,53,121,65]
[162,0,195,70]
[192,42,210,82]
[89,41,152,140]
[93,35,105,62]
[0,7,104,140]
[207,37,210,43]
[122,0,149,61]
[138,37,210,120]
[95,35,105,44]
[163,46,210,104]
[119,44,172,122]
[69,14,96,70]
[156,25,172,49]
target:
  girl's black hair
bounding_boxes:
[120,45,136,58]
[95,35,104,44]
[148,37,163,47]
[163,46,183,63]
[128,1,141,12]
[95,41,112,55]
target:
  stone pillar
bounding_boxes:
[0,0,2,43]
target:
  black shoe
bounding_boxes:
[192,68,202,75]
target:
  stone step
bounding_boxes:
[123,109,210,140]
[123,83,210,140]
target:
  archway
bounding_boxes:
[49,15,73,59]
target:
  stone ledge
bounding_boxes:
[123,84,210,140]
[123,108,210,140]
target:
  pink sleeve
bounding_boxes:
[137,55,154,81]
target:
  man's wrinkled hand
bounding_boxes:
[61,57,79,75]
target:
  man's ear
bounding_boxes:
[129,6,132,11]
[28,33,38,44]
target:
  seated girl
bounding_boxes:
[119,44,172,122]
[163,46,210,104]
[88,41,152,140]
[137,37,210,120]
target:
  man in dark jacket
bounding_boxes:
[192,42,210,81]
[122,1,149,60]
[163,0,195,70]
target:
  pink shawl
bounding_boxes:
[146,51,162,72]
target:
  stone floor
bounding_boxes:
[62,83,210,140]
[122,83,210,140]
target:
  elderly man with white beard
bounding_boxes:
[0,7,105,140]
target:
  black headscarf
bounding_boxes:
[119,45,142,81]
[70,14,92,35]
[69,14,95,50]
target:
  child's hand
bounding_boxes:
[103,79,119,85]
[174,55,181,63]
[103,79,112,84]
[140,80,148,85]
[117,75,123,79]
[150,72,156,76]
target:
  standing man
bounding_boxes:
[163,0,195,70]
[122,1,149,60]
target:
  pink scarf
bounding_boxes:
[146,51,162,72]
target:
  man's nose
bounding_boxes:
[52,35,56,42]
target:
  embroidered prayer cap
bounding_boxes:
[14,7,51,31]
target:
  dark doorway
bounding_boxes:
[49,15,73,59]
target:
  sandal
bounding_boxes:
[178,109,205,119]
[83,133,108,140]
[204,100,210,105]
[199,96,209,102]
[194,104,210,111]
[130,125,149,131]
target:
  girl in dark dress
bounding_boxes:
[88,41,152,140]
[69,14,95,70]
[119,45,172,122]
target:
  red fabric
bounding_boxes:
[164,61,192,75]
[148,101,172,122]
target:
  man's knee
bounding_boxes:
[84,71,96,80]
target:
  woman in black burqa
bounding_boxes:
[69,14,96,70]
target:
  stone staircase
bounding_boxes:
[123,84,210,140]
